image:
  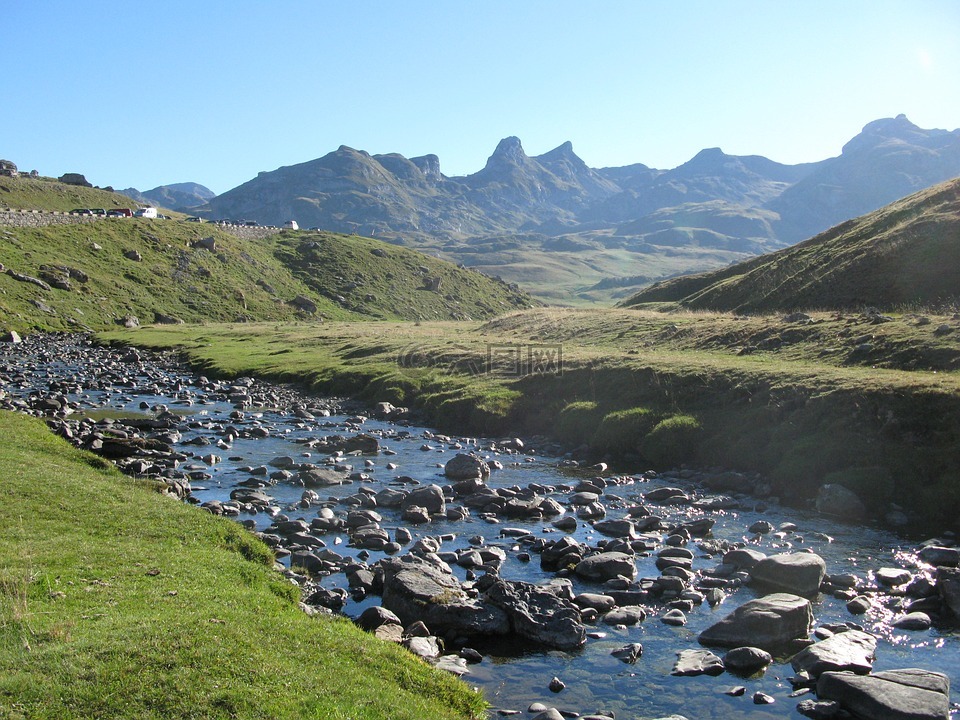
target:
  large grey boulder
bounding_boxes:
[790,629,877,678]
[444,453,490,479]
[540,536,587,571]
[750,552,826,596]
[937,566,960,618]
[698,593,813,653]
[919,546,960,567]
[574,552,637,582]
[379,556,509,637]
[671,649,724,677]
[815,483,867,520]
[817,668,950,720]
[723,646,773,676]
[477,575,586,650]
[402,484,446,515]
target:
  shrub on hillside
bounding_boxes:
[640,414,702,467]
[593,407,661,456]
[555,401,604,446]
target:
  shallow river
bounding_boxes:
[2,336,957,720]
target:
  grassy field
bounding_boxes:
[0,411,485,720]
[101,306,960,529]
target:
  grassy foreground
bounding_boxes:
[101,307,960,528]
[0,412,485,720]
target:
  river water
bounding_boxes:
[1,336,957,720]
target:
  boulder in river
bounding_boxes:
[816,668,950,720]
[698,593,813,653]
[575,552,637,582]
[723,646,773,676]
[749,552,826,596]
[477,574,586,650]
[379,555,509,637]
[444,453,490,480]
[815,483,867,521]
[671,649,724,677]
[402,484,446,515]
[790,629,876,678]
[937,566,960,618]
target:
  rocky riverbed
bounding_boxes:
[1,333,957,720]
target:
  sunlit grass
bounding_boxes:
[0,412,486,720]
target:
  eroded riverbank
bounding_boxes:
[1,334,957,720]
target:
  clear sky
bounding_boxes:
[3,1,959,194]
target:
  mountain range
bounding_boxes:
[121,182,215,213]
[153,115,960,303]
[621,177,960,313]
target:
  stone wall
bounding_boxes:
[217,224,283,241]
[0,209,284,240]
[0,209,101,228]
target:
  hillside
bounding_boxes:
[0,174,144,213]
[0,188,535,333]
[192,116,960,303]
[620,177,960,313]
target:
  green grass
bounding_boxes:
[100,306,960,527]
[0,411,485,720]
[0,221,536,333]
[0,175,145,213]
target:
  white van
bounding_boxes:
[283,219,299,230]
[134,206,158,219]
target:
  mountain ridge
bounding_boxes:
[620,177,960,313]
[121,116,960,303]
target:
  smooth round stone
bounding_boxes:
[892,611,932,630]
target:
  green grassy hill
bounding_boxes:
[0,221,535,334]
[0,175,150,213]
[621,177,960,312]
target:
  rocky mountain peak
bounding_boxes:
[411,154,442,182]
[487,136,528,167]
[840,114,951,155]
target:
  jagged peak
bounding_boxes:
[410,154,442,181]
[488,136,527,164]
[537,141,581,164]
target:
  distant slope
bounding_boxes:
[620,177,960,312]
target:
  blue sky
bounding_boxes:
[4,1,959,194]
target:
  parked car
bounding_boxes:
[89,208,106,216]
[185,216,204,223]
[134,207,158,219]
[71,208,93,215]
[107,208,133,217]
